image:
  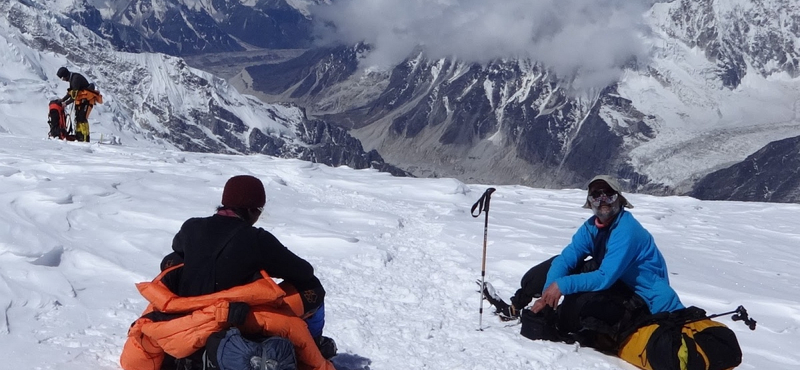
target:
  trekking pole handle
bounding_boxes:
[471,187,496,273]
[730,305,757,330]
[471,188,496,218]
[708,305,757,330]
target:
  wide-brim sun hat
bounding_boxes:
[582,174,633,209]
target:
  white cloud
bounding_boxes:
[311,0,652,88]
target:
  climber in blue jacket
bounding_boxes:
[483,175,684,348]
[536,179,684,315]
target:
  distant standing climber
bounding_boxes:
[56,67,102,142]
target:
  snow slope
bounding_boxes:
[0,132,797,369]
[0,0,309,154]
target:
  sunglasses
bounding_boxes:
[588,190,618,207]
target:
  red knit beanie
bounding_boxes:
[221,175,266,209]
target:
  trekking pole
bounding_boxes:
[471,187,496,331]
[707,305,757,330]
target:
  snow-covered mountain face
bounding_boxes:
[655,0,799,88]
[31,0,800,202]
[66,0,314,55]
[626,0,800,197]
[234,46,652,189]
[0,0,403,175]
[230,0,800,201]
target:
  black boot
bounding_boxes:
[480,281,519,321]
[315,336,337,359]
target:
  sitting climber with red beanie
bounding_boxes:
[121,175,336,370]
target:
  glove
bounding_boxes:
[160,252,183,271]
[314,336,338,359]
[227,302,250,325]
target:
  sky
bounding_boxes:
[0,133,798,370]
[310,0,653,89]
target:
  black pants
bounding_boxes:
[74,100,91,142]
[514,256,649,352]
[510,256,558,309]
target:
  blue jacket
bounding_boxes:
[544,210,684,314]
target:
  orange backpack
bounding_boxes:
[47,100,69,139]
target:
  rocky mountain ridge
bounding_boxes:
[232,0,800,201]
[691,135,800,202]
[68,0,316,56]
[49,0,800,202]
[1,0,404,176]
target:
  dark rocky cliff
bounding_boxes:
[691,135,800,202]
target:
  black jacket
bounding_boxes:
[61,72,91,105]
[164,214,320,297]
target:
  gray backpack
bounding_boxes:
[204,327,297,370]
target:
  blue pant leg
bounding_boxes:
[305,302,325,338]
